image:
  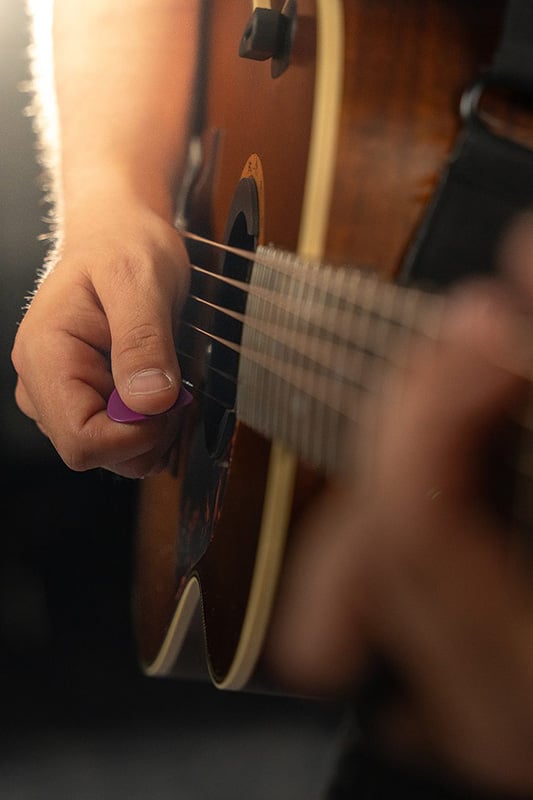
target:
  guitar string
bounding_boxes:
[186,263,447,379]
[176,319,533,486]
[180,250,444,420]
[177,312,533,487]
[188,242,533,387]
[187,292,374,383]
[189,256,443,342]
[176,346,237,387]
[179,249,533,486]
[189,263,443,382]
[177,275,373,417]
[184,272,395,404]
[183,228,375,303]
[183,238,533,507]
[191,263,385,337]
[184,229,396,331]
[186,265,380,402]
[175,350,235,410]
[184,234,533,406]
[180,319,390,422]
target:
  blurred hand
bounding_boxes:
[12,201,190,478]
[269,275,533,794]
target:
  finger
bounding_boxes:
[101,400,186,478]
[443,279,533,382]
[58,400,185,476]
[105,437,178,479]
[268,484,370,694]
[11,275,114,422]
[375,289,529,523]
[105,245,190,416]
[497,209,533,302]
[17,330,174,473]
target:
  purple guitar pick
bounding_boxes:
[107,386,193,423]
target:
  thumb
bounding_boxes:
[108,297,181,416]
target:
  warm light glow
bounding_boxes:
[22,0,61,266]
[25,0,58,170]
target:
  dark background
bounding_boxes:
[0,3,340,797]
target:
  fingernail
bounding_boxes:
[128,368,173,396]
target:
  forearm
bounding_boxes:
[35,0,201,233]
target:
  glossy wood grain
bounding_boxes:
[326,0,505,275]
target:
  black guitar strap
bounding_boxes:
[400,0,533,291]
[493,0,533,84]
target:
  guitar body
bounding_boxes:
[134,0,505,691]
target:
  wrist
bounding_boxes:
[48,202,189,295]
[59,164,180,231]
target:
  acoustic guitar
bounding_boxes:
[134,0,510,692]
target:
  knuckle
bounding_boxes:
[53,428,98,473]
[11,338,24,375]
[115,323,164,360]
[60,444,94,473]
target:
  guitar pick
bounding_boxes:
[107,386,193,423]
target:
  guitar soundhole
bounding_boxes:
[204,203,256,460]
[176,177,259,588]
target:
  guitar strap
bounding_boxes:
[493,0,533,84]
[399,0,533,291]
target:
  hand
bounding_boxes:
[269,279,533,794]
[12,201,190,478]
